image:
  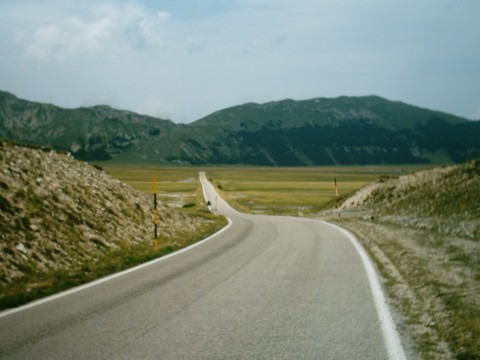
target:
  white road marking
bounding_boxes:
[3,172,409,360]
[325,221,407,360]
[0,218,232,319]
[201,173,408,359]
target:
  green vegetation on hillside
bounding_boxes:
[192,95,467,131]
[2,90,480,166]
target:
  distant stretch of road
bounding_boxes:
[0,172,407,359]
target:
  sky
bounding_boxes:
[0,0,479,123]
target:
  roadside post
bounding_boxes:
[154,177,158,251]
[334,178,339,209]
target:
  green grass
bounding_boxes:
[104,166,206,210]
[103,165,425,217]
[205,166,406,215]
[0,165,228,310]
[0,211,227,311]
[104,166,202,193]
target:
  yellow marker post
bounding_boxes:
[154,177,158,251]
[334,178,339,209]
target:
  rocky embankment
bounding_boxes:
[340,160,480,239]
[0,141,206,287]
[333,160,480,359]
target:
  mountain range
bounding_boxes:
[1,90,479,165]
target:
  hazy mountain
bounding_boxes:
[1,90,479,165]
[191,95,466,131]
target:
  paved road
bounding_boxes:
[0,173,407,359]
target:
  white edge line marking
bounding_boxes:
[0,217,233,319]
[202,172,406,359]
[4,171,407,360]
[324,221,407,360]
[201,173,407,359]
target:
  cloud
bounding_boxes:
[18,1,173,62]
[26,15,115,61]
[27,25,64,61]
[85,16,114,44]
[157,11,170,22]
[1,0,480,123]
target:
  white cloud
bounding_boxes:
[26,15,116,62]
[19,1,173,62]
[1,0,480,122]
[157,11,170,22]
[84,16,114,44]
[27,25,64,61]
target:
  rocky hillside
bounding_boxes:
[2,90,480,165]
[0,140,210,288]
[340,159,480,239]
[334,160,480,358]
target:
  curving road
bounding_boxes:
[0,172,407,359]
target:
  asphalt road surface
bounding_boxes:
[0,172,407,359]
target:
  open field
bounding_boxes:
[104,166,204,209]
[104,164,433,215]
[104,165,420,215]
[103,164,479,359]
[104,167,201,193]
[205,166,427,215]
[207,164,478,359]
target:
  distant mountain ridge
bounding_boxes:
[0,91,176,161]
[1,90,479,165]
[192,95,466,131]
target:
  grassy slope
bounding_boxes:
[0,149,227,311]
[333,160,480,359]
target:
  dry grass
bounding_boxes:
[333,160,480,359]
[0,215,226,310]
[0,150,227,310]
[105,164,480,358]
[206,166,401,215]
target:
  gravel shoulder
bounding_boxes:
[323,210,479,359]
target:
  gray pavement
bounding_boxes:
[0,172,404,359]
